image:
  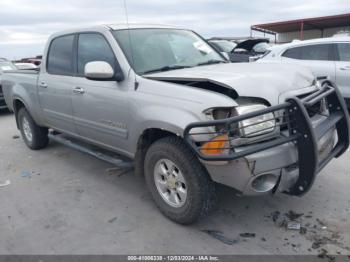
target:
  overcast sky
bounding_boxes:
[0,0,349,59]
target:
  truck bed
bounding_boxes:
[1,70,39,112]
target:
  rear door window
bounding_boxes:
[77,33,116,76]
[337,43,350,61]
[47,35,75,75]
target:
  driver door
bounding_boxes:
[71,33,131,152]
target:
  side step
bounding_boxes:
[48,132,134,169]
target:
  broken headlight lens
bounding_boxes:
[203,107,234,132]
[203,107,233,120]
[235,104,276,137]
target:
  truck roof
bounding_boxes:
[106,23,179,30]
[50,23,182,38]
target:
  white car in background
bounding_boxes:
[258,37,350,107]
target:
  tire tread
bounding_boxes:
[18,108,49,150]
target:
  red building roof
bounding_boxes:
[252,13,350,33]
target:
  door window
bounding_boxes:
[47,35,75,75]
[282,44,332,61]
[77,33,116,76]
[337,43,350,61]
[282,47,302,59]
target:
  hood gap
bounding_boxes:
[148,77,238,100]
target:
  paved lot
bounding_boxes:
[0,111,350,255]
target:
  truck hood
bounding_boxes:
[146,63,315,105]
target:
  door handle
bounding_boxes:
[340,66,350,71]
[39,81,48,88]
[73,87,85,94]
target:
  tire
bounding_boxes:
[144,136,217,224]
[18,107,49,150]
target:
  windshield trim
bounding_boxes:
[111,28,228,76]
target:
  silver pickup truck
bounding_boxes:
[2,24,350,224]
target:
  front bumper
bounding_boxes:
[184,82,350,196]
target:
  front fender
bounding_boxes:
[128,106,204,154]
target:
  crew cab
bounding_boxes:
[2,24,349,224]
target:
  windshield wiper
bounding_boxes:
[196,60,227,67]
[142,65,191,75]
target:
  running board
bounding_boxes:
[48,133,134,168]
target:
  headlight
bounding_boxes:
[235,104,276,137]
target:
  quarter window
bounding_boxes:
[300,44,330,61]
[337,43,350,61]
[47,35,75,75]
[77,33,116,75]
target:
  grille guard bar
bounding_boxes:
[184,82,350,196]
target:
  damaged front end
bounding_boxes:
[184,82,350,196]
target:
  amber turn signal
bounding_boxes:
[200,134,229,156]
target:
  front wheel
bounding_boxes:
[144,136,217,224]
[18,108,49,150]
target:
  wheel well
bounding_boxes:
[13,99,26,128]
[139,128,177,146]
[134,128,178,176]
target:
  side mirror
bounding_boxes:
[84,61,124,81]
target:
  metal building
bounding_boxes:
[251,13,350,44]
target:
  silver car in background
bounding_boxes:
[258,37,350,107]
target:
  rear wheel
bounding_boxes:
[144,136,217,224]
[18,108,49,150]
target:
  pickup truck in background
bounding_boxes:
[2,24,350,224]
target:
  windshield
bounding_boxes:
[211,40,237,53]
[252,42,270,53]
[113,29,225,74]
[0,62,17,71]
